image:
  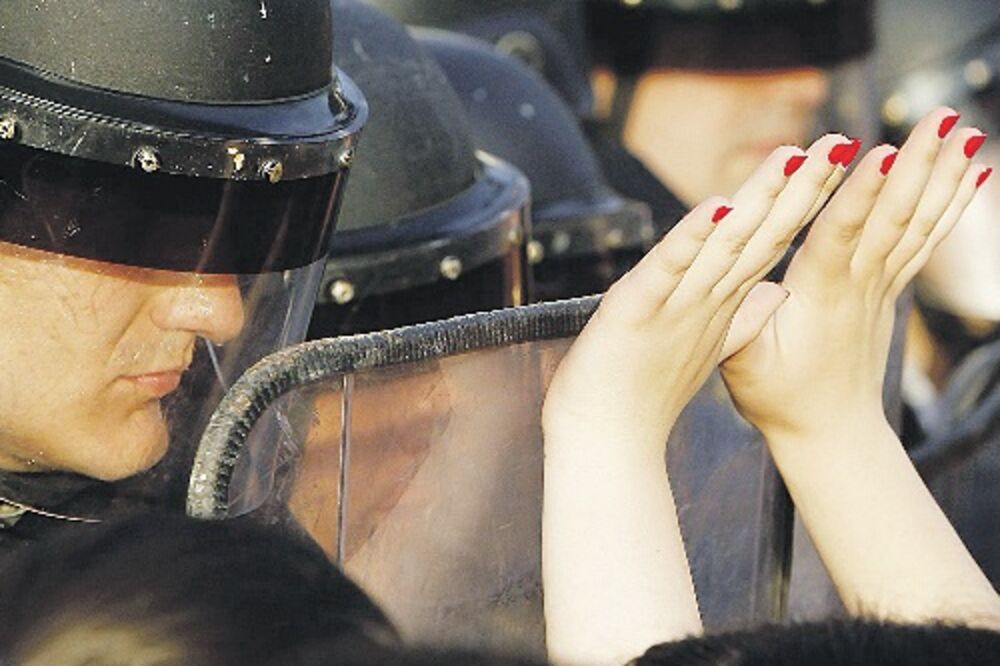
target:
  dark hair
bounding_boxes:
[0,514,398,665]
[636,619,1000,666]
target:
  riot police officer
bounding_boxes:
[309,0,531,338]
[371,0,595,119]
[0,0,365,558]
[584,0,875,233]
[413,30,655,300]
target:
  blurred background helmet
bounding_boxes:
[414,30,655,300]
[580,0,880,276]
[876,0,1000,325]
[587,0,874,74]
[0,0,365,523]
[309,0,531,338]
[877,0,999,142]
[369,0,595,118]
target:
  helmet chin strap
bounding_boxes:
[0,495,101,526]
[607,74,638,141]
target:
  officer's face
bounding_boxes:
[0,242,245,480]
[625,67,830,206]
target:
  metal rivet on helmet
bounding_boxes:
[328,279,357,305]
[439,256,464,281]
[338,148,355,169]
[259,160,284,184]
[0,115,16,141]
[132,146,162,173]
[507,225,526,247]
[527,239,546,264]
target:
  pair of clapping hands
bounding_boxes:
[541,108,1000,665]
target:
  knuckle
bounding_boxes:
[719,233,749,258]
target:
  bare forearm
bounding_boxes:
[763,415,999,628]
[542,420,702,665]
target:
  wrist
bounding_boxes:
[759,409,899,475]
[755,403,892,447]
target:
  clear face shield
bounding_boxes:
[188,300,792,656]
[0,140,347,489]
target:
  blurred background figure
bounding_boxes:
[584,0,877,233]
[367,0,658,300]
[876,0,1000,586]
[309,0,532,339]
[370,0,596,119]
[413,29,655,300]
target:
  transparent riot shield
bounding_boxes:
[188,299,792,657]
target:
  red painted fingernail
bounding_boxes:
[976,167,993,188]
[828,138,862,166]
[938,113,961,139]
[880,150,898,176]
[712,206,733,223]
[784,154,807,177]
[964,133,987,159]
[827,142,847,164]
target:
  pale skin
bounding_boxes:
[622,67,831,207]
[543,131,849,665]
[722,108,1000,628]
[0,244,244,481]
[542,108,998,665]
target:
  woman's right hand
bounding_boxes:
[721,108,991,439]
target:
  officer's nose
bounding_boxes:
[768,67,830,111]
[150,275,245,344]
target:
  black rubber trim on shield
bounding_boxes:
[186,295,601,519]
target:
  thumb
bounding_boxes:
[720,282,789,361]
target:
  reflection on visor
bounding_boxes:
[188,299,793,655]
[0,143,345,273]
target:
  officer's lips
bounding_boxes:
[121,369,184,398]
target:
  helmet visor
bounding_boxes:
[0,142,345,274]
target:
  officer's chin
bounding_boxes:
[80,416,171,482]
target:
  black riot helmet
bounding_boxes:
[875,0,1000,326]
[587,0,874,74]
[0,1,365,518]
[308,0,531,338]
[415,30,654,301]
[878,0,1000,142]
[370,0,595,118]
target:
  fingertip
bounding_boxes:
[975,166,993,189]
[829,138,863,168]
[880,149,899,176]
[964,131,987,159]
[713,205,734,224]
[693,195,732,225]
[937,110,961,139]
[784,154,808,177]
